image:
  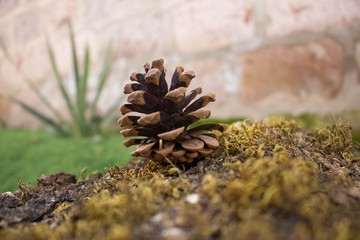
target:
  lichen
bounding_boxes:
[1,117,359,240]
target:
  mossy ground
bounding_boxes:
[0,117,359,240]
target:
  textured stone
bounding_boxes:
[0,22,12,49]
[22,42,52,81]
[42,0,74,34]
[266,0,360,37]
[0,54,71,128]
[0,58,24,95]
[13,10,41,45]
[171,0,254,53]
[98,13,167,60]
[0,0,20,17]
[0,0,360,127]
[79,0,120,23]
[168,57,228,118]
[238,38,344,105]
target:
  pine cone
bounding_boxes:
[118,59,228,164]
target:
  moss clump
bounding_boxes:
[198,154,357,240]
[1,117,359,240]
[216,117,359,179]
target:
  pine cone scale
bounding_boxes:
[131,141,156,157]
[170,66,184,90]
[157,126,185,141]
[179,87,202,111]
[137,112,161,126]
[123,139,141,147]
[171,149,186,157]
[145,68,161,85]
[179,138,204,152]
[182,93,216,115]
[174,109,211,128]
[195,134,219,149]
[151,59,165,71]
[118,115,140,127]
[153,142,175,156]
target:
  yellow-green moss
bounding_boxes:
[214,117,359,179]
[199,153,357,240]
[1,117,359,240]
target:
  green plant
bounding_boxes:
[1,22,123,137]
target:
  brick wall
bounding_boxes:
[0,0,360,127]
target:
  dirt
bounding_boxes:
[0,172,96,228]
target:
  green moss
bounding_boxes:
[199,154,357,240]
[214,117,359,179]
[1,117,360,240]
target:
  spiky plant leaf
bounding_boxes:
[90,44,112,120]
[47,40,78,126]
[8,97,69,136]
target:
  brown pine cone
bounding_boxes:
[118,59,228,164]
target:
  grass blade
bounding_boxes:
[47,40,78,128]
[8,97,69,136]
[0,37,10,58]
[68,22,83,132]
[81,46,90,125]
[90,44,112,119]
[68,22,81,91]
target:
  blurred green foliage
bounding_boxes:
[2,22,123,138]
[0,129,135,193]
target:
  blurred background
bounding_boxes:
[0,0,360,192]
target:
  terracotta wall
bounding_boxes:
[0,0,360,127]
